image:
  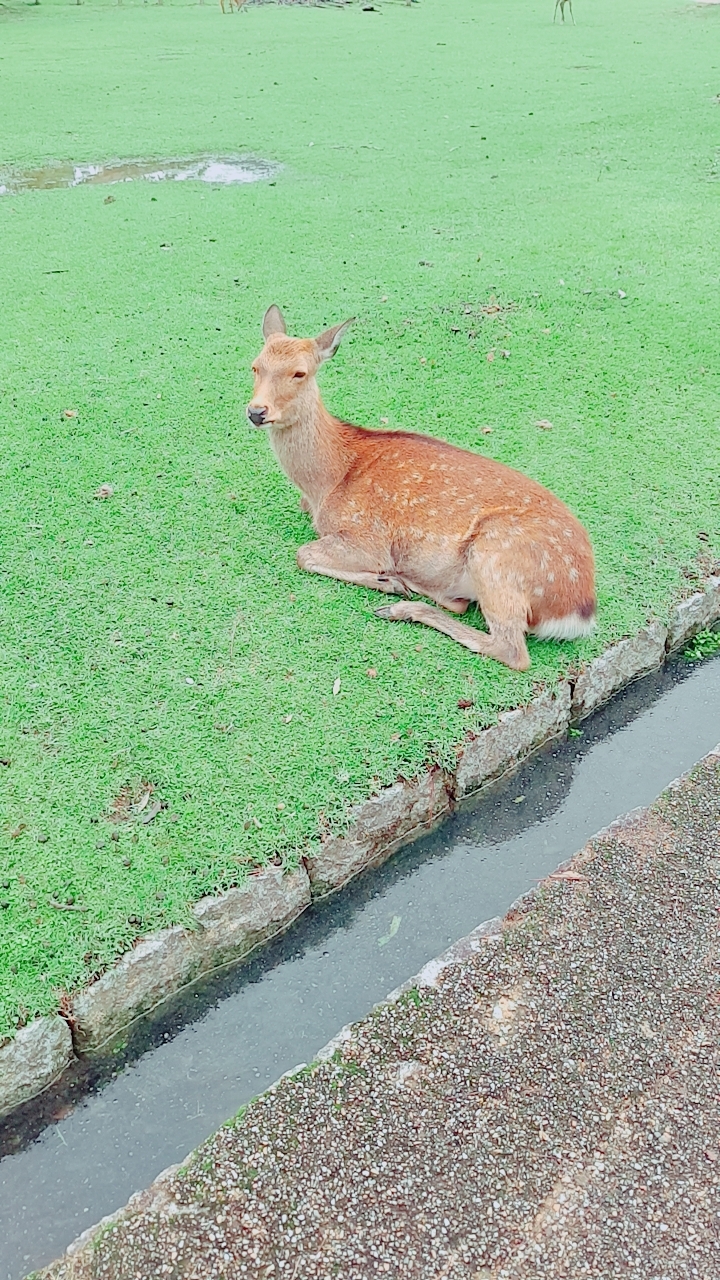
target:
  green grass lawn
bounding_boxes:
[0,0,719,1041]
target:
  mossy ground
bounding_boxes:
[0,0,718,1038]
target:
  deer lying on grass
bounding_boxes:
[247,307,596,672]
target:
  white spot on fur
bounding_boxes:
[532,611,596,641]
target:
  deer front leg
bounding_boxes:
[297,536,409,597]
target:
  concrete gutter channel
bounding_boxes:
[30,743,720,1279]
[0,579,719,1126]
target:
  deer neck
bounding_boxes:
[268,388,352,514]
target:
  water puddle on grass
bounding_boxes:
[0,155,279,197]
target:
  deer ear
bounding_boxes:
[262,305,287,339]
[315,317,355,363]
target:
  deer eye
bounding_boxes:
[293,370,306,380]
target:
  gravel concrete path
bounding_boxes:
[34,746,720,1280]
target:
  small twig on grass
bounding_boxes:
[49,898,89,912]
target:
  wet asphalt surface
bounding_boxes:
[1,652,719,1278]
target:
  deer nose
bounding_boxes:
[247,405,267,427]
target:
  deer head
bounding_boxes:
[246,305,354,430]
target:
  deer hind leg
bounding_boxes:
[377,542,533,671]
[553,0,560,20]
[377,599,530,671]
[297,536,410,597]
[567,0,575,22]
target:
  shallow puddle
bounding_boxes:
[0,155,279,197]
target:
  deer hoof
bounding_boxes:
[375,602,413,621]
[377,575,410,597]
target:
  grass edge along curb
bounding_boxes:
[27,734,720,1276]
[1,575,719,1124]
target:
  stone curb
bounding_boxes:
[0,1015,74,1122]
[3,579,719,1125]
[571,621,668,719]
[666,575,720,651]
[306,766,452,898]
[454,683,572,799]
[70,864,312,1055]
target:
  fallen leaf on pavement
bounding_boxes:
[378,914,401,946]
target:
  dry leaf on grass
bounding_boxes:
[332,678,341,696]
[142,799,163,825]
[535,419,553,431]
[457,697,474,709]
[93,483,114,500]
[479,425,493,436]
[108,781,158,823]
[134,788,152,815]
[62,409,78,419]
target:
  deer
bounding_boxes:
[553,0,575,22]
[246,307,596,672]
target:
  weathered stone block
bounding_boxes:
[71,865,311,1054]
[307,767,451,898]
[455,684,571,799]
[571,622,667,720]
[666,577,720,651]
[0,1015,74,1120]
